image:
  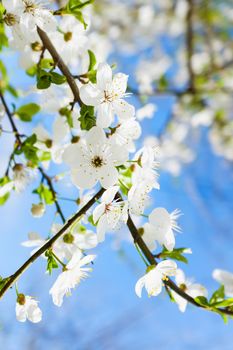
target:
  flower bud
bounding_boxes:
[31,203,45,218]
[17,293,26,305]
[63,233,75,244]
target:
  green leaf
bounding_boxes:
[210,285,225,304]
[88,50,96,71]
[78,105,96,130]
[15,134,39,165]
[33,184,55,205]
[26,65,37,77]
[159,247,188,264]
[59,106,73,128]
[50,72,67,85]
[194,296,209,306]
[37,70,51,89]
[16,103,40,122]
[45,250,59,275]
[0,177,11,205]
[40,58,54,70]
[211,298,233,308]
[0,276,11,292]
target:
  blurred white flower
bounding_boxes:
[135,260,177,298]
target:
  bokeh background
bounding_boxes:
[1,1,233,349]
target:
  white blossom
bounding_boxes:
[143,207,182,252]
[93,186,128,242]
[80,63,135,128]
[49,251,96,307]
[63,126,128,189]
[135,260,177,298]
[16,294,42,323]
[171,269,207,312]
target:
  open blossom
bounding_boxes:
[22,224,97,261]
[128,183,152,216]
[93,186,128,242]
[16,294,42,323]
[135,260,177,298]
[109,118,141,152]
[212,269,233,297]
[49,251,96,307]
[63,126,128,189]
[80,63,135,128]
[3,0,57,46]
[142,207,182,251]
[171,269,207,312]
[33,116,70,164]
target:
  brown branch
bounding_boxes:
[0,92,66,223]
[37,26,83,106]
[186,0,195,92]
[127,214,233,317]
[0,91,22,146]
[38,166,66,224]
[0,187,105,299]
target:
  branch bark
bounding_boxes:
[37,26,83,106]
[127,215,233,317]
[0,187,105,299]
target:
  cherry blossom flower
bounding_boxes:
[63,126,128,189]
[135,260,177,298]
[171,269,207,312]
[212,269,233,297]
[128,183,152,216]
[3,0,57,46]
[109,118,141,152]
[142,207,181,251]
[16,294,42,323]
[93,186,128,242]
[80,63,135,128]
[49,251,96,307]
[33,116,70,164]
[12,164,37,192]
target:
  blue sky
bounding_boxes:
[0,44,233,350]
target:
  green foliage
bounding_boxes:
[87,50,97,82]
[55,0,94,29]
[209,285,225,304]
[59,107,73,128]
[16,103,40,122]
[159,247,188,264]
[0,276,10,292]
[37,70,66,89]
[0,177,11,205]
[45,250,59,275]
[15,134,39,165]
[78,105,96,130]
[33,184,55,205]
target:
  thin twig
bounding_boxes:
[37,26,83,106]
[126,214,233,316]
[0,188,105,299]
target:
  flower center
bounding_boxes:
[64,32,73,42]
[63,233,75,244]
[23,1,36,13]
[4,13,18,26]
[179,283,187,292]
[91,156,104,168]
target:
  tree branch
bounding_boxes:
[37,26,83,107]
[127,214,233,317]
[0,187,105,299]
[186,0,195,92]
